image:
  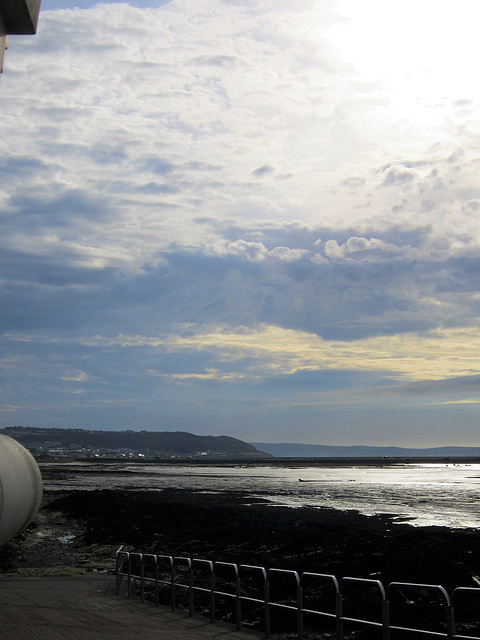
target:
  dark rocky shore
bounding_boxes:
[3,487,480,593]
[2,486,480,639]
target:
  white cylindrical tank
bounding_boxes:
[0,434,43,546]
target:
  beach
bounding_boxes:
[2,460,480,593]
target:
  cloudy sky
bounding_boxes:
[1,0,479,446]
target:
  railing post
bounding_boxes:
[235,564,241,631]
[297,572,303,640]
[446,598,455,639]
[140,555,145,603]
[170,556,175,611]
[154,555,159,607]
[127,554,133,599]
[264,570,270,639]
[209,562,215,623]
[188,558,194,617]
[336,585,343,640]
[383,590,390,640]
[115,549,126,596]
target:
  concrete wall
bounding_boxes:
[0,36,6,74]
[0,0,40,75]
[0,0,41,34]
[0,12,6,74]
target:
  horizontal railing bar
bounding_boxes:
[270,568,299,577]
[268,603,297,612]
[239,596,264,605]
[301,609,336,619]
[453,587,480,595]
[193,587,264,601]
[340,616,382,627]
[388,625,447,637]
[212,590,236,599]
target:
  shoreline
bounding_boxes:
[38,459,480,530]
[39,455,480,467]
[2,487,479,593]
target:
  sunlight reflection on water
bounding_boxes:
[41,462,480,529]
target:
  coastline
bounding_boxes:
[38,455,480,466]
[2,486,479,593]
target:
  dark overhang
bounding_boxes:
[0,0,41,35]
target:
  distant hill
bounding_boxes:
[1,427,270,458]
[250,442,480,458]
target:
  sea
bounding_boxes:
[40,461,480,530]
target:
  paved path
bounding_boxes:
[0,575,262,640]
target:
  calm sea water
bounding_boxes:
[40,462,480,529]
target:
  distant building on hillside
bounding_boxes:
[0,0,41,74]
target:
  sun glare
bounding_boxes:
[323,0,479,111]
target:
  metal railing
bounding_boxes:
[115,548,480,640]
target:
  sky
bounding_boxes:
[0,0,479,446]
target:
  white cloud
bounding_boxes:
[2,0,477,267]
[269,246,310,262]
[225,240,268,262]
[223,240,310,263]
[0,0,479,441]
[324,236,401,259]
